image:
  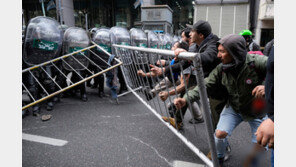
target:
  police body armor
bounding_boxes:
[62,27,90,71]
[23,16,63,66]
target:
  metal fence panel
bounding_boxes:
[113,44,220,167]
[22,43,122,110]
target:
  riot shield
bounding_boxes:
[110,27,131,65]
[62,27,90,71]
[157,33,164,49]
[163,33,173,50]
[147,30,160,64]
[130,28,148,65]
[23,16,63,66]
[59,24,69,33]
[90,27,99,38]
[91,28,111,69]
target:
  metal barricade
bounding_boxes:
[113,44,219,167]
[22,43,122,110]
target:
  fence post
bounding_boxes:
[193,54,219,167]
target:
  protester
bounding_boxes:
[158,20,224,130]
[239,29,261,52]
[173,34,268,165]
[181,27,192,46]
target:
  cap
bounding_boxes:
[187,20,212,37]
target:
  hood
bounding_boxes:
[217,34,247,72]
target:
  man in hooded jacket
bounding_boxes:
[174,34,268,165]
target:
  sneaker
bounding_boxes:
[224,144,231,162]
[188,117,204,124]
[207,152,225,166]
[207,144,231,162]
[207,145,231,161]
[162,116,183,130]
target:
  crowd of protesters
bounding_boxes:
[136,20,274,166]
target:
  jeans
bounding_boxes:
[215,105,267,158]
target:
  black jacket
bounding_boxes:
[164,33,220,78]
[265,46,274,121]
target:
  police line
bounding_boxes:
[22,43,122,110]
[113,44,220,167]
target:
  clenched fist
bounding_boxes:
[159,91,169,101]
[174,97,187,109]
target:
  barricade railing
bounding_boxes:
[22,43,122,110]
[113,44,219,167]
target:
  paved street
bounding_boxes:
[23,87,271,167]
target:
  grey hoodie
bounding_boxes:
[217,34,247,74]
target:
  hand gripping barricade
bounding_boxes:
[112,44,220,167]
[22,23,122,110]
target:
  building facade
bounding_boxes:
[22,0,194,34]
[193,0,274,48]
[254,0,274,48]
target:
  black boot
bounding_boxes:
[22,109,29,118]
[98,91,106,98]
[218,157,224,167]
[32,105,40,116]
[81,93,88,102]
[46,101,54,111]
